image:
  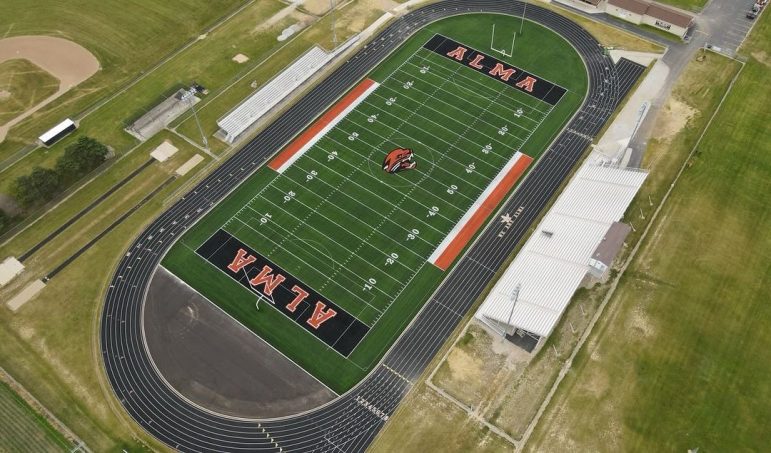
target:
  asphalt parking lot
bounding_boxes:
[702,0,763,55]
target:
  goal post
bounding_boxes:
[490,24,516,58]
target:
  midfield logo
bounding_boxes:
[383,147,417,174]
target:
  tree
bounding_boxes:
[55,136,109,184]
[11,136,109,208]
[0,209,8,233]
[12,166,60,207]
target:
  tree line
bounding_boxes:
[11,136,109,208]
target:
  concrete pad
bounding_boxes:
[595,59,669,163]
[7,279,45,311]
[175,154,203,176]
[150,140,179,162]
[609,49,663,66]
[360,12,394,40]
[278,24,302,41]
[0,257,24,287]
[232,53,249,64]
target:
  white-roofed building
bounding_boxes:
[217,39,357,144]
[475,153,648,343]
[38,118,76,147]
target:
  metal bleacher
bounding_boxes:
[217,40,356,144]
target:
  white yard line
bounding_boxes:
[249,186,423,270]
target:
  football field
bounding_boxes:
[163,15,588,392]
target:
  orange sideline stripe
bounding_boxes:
[433,154,533,271]
[268,78,376,171]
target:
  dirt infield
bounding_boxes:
[143,267,336,418]
[0,35,99,142]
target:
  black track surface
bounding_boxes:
[101,2,644,451]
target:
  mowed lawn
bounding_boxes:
[0,0,247,159]
[527,15,771,453]
[163,14,588,392]
[0,59,59,126]
[0,381,70,452]
[658,0,707,11]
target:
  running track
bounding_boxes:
[101,1,645,451]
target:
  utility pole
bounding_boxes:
[505,283,522,337]
[520,1,528,35]
[183,89,209,152]
[331,0,337,47]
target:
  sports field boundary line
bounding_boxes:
[197,224,385,323]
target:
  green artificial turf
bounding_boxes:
[163,14,588,393]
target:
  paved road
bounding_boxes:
[556,0,760,167]
[100,1,644,451]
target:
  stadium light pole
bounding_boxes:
[520,1,527,35]
[182,89,209,152]
[505,283,522,337]
[331,0,337,47]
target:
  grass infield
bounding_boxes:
[163,14,588,392]
[0,59,59,127]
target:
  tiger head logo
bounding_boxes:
[383,148,417,174]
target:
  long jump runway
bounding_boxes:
[101,1,645,451]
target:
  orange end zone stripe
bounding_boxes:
[268,78,377,171]
[434,154,534,271]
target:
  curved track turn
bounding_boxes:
[101,1,645,451]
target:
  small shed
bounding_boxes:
[38,119,76,147]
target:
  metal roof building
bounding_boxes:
[474,153,648,340]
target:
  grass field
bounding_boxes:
[0,5,656,452]
[0,59,59,126]
[0,132,205,452]
[0,381,70,452]
[0,0,246,158]
[657,0,707,11]
[164,13,588,392]
[526,14,769,453]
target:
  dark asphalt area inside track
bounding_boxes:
[143,267,336,419]
[100,1,645,451]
